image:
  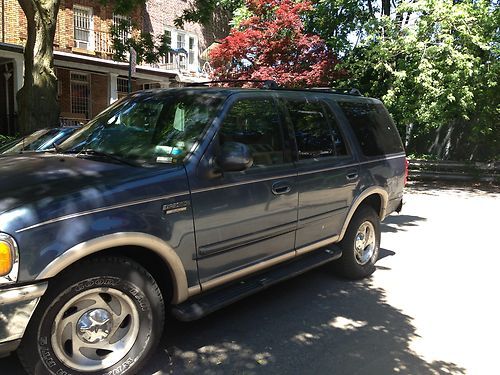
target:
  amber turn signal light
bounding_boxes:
[0,241,13,276]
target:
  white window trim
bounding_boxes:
[73,5,94,51]
[164,26,199,72]
[112,13,131,44]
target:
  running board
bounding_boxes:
[171,247,342,321]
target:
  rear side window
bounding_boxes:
[285,99,348,159]
[338,102,404,156]
[220,98,285,167]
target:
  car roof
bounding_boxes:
[133,86,381,104]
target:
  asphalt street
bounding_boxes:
[2,183,499,374]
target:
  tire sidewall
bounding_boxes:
[339,206,381,279]
[21,259,163,375]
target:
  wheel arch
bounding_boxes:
[338,187,388,242]
[35,232,196,304]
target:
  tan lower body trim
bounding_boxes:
[295,235,339,256]
[188,285,202,297]
[201,251,296,292]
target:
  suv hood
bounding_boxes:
[0,153,177,219]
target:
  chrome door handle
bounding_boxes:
[272,183,291,195]
[346,172,358,181]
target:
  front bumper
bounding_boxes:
[0,282,48,357]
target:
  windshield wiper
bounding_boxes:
[53,143,63,153]
[77,149,139,167]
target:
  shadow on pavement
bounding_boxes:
[381,214,427,233]
[141,267,465,375]
[0,265,465,375]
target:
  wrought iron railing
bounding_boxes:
[94,30,114,55]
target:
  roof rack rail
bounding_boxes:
[189,79,279,89]
[306,87,363,96]
[188,80,362,96]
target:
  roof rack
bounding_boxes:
[307,87,363,96]
[189,79,279,89]
[189,80,362,96]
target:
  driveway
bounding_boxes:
[2,183,499,374]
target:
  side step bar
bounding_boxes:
[172,246,342,321]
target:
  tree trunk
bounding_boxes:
[367,0,374,16]
[382,0,391,16]
[16,0,60,135]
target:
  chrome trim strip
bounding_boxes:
[16,191,190,233]
[0,233,19,285]
[201,251,296,292]
[296,153,405,177]
[298,207,347,226]
[191,173,297,194]
[35,232,191,304]
[296,235,340,256]
[0,282,48,306]
[298,162,358,176]
[358,153,406,166]
[197,222,297,258]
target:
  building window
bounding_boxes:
[164,30,172,47]
[188,37,195,65]
[70,72,90,118]
[164,27,198,70]
[117,77,128,94]
[112,14,130,45]
[74,6,93,50]
[142,83,161,90]
[177,33,185,50]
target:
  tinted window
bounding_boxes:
[60,92,223,165]
[220,98,284,167]
[285,99,348,159]
[338,102,404,156]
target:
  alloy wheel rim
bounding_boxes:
[51,287,140,372]
[354,221,376,265]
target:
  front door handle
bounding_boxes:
[346,172,358,181]
[272,182,292,195]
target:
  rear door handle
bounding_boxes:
[272,182,292,195]
[346,172,358,181]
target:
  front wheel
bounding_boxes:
[18,256,165,375]
[334,205,381,279]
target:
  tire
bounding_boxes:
[18,256,165,375]
[334,205,381,279]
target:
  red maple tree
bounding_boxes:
[209,0,340,87]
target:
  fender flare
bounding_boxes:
[338,187,388,242]
[36,232,191,304]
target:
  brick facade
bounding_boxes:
[0,0,217,133]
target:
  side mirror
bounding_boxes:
[217,142,253,172]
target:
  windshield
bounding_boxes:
[59,91,223,166]
[0,128,79,154]
[0,129,50,154]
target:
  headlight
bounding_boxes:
[0,233,19,284]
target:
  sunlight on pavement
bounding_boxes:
[373,186,500,374]
[328,316,368,331]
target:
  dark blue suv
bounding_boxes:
[0,87,406,375]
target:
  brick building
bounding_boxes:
[0,0,218,135]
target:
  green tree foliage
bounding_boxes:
[174,0,243,27]
[111,19,171,65]
[341,0,499,161]
[306,0,373,53]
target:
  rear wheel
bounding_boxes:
[335,205,381,279]
[18,256,165,375]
